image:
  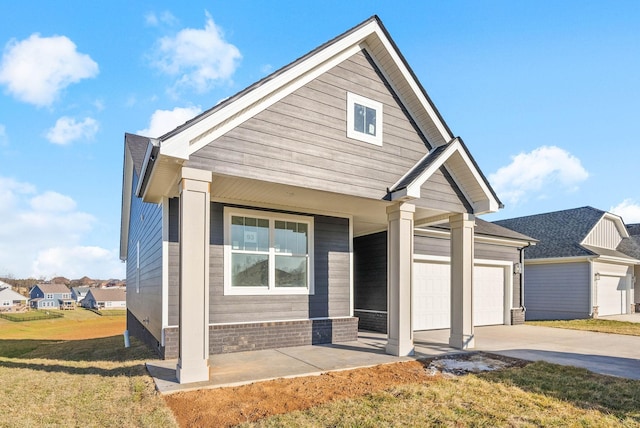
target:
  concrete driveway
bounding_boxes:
[414,324,640,380]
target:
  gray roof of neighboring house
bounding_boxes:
[494,206,608,259]
[71,287,90,294]
[618,234,640,259]
[429,218,537,243]
[627,223,640,236]
[87,288,126,302]
[35,283,71,294]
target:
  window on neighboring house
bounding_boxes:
[224,208,313,295]
[346,92,383,146]
[46,294,53,299]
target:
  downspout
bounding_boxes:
[519,243,532,313]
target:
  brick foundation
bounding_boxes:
[209,317,359,354]
[510,308,525,325]
[355,310,387,333]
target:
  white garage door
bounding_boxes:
[413,261,505,330]
[597,276,627,316]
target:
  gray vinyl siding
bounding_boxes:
[126,172,164,341]
[524,262,591,320]
[187,50,465,211]
[354,232,387,312]
[207,203,350,323]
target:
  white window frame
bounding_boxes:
[224,207,314,296]
[346,92,383,146]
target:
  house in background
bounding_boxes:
[495,207,640,320]
[71,287,90,304]
[355,218,536,332]
[120,16,503,384]
[29,283,74,310]
[81,288,126,310]
[619,223,640,310]
[0,285,28,312]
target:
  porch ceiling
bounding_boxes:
[211,175,457,236]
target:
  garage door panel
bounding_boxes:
[597,276,626,316]
[413,261,506,330]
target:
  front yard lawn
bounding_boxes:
[528,319,640,336]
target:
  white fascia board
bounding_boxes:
[581,213,630,247]
[524,256,595,265]
[414,227,535,248]
[159,22,379,160]
[369,28,452,143]
[443,141,500,214]
[120,148,133,261]
[404,142,459,198]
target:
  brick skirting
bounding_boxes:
[510,308,525,325]
[355,310,387,333]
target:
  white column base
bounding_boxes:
[177,358,209,384]
[448,333,475,350]
[386,339,415,356]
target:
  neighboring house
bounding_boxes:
[618,223,640,309]
[71,287,90,303]
[0,286,28,312]
[355,218,537,332]
[29,283,74,310]
[495,207,640,320]
[120,16,503,384]
[81,288,126,310]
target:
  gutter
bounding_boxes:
[518,243,532,313]
[135,138,160,198]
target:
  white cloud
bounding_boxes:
[145,11,178,27]
[0,176,123,279]
[489,146,589,205]
[151,11,241,93]
[45,116,99,145]
[0,33,98,107]
[31,246,123,280]
[610,199,640,224]
[0,124,7,145]
[137,106,202,137]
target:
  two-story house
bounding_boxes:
[29,283,74,310]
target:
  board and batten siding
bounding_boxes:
[200,203,351,324]
[583,217,624,249]
[187,50,465,212]
[126,172,164,341]
[524,262,591,320]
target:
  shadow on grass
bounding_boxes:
[479,360,640,422]
[0,335,157,362]
[0,358,149,378]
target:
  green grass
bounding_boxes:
[241,362,640,427]
[0,313,177,428]
[528,319,640,336]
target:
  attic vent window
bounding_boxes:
[347,92,383,146]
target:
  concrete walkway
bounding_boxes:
[147,324,640,394]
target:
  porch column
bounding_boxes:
[449,213,475,349]
[176,168,211,384]
[386,202,415,356]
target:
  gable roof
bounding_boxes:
[387,137,502,212]
[424,217,536,244]
[0,287,27,302]
[495,206,637,261]
[34,283,70,294]
[87,288,126,302]
[71,287,90,294]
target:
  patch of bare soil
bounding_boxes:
[164,353,527,428]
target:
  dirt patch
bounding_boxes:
[164,352,526,427]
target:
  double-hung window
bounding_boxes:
[347,92,383,146]
[224,208,314,295]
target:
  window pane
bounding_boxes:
[275,255,307,287]
[365,106,376,136]
[231,253,268,287]
[275,220,286,252]
[354,103,365,133]
[294,223,307,255]
[231,216,269,251]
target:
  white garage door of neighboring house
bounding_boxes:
[597,275,627,316]
[413,259,508,331]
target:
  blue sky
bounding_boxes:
[1,1,639,279]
